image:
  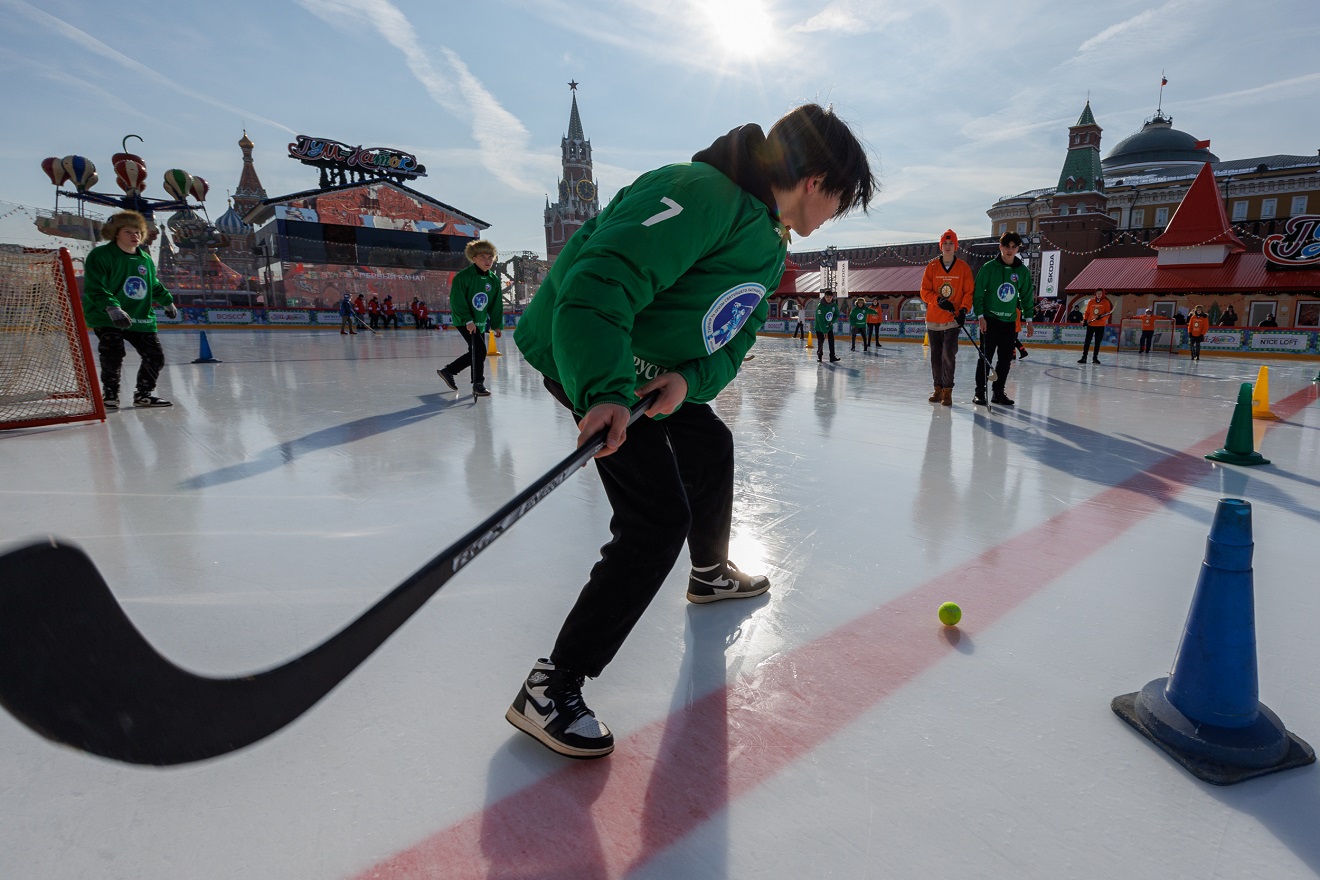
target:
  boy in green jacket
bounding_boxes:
[814,289,842,361]
[508,103,876,758]
[972,230,1035,407]
[81,210,177,409]
[849,297,876,352]
[437,239,503,397]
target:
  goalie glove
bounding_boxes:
[106,306,132,330]
[164,303,178,319]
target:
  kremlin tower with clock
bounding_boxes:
[544,81,600,264]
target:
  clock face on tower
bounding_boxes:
[575,178,596,201]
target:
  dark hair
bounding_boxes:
[764,103,877,219]
[999,231,1023,247]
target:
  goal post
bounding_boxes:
[1117,316,1176,354]
[0,246,105,430]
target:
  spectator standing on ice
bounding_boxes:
[506,103,876,758]
[82,210,177,409]
[437,239,503,398]
[338,292,357,335]
[814,289,841,362]
[920,229,974,406]
[972,230,1034,407]
[1077,288,1113,364]
[367,295,381,330]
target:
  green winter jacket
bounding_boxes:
[814,298,840,333]
[515,151,787,414]
[848,303,874,327]
[82,242,173,331]
[450,264,503,332]
[973,256,1034,323]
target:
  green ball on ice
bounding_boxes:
[938,602,962,626]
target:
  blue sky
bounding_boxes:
[2,0,1318,262]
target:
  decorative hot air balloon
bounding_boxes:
[162,168,194,202]
[112,152,147,196]
[41,157,69,187]
[61,155,97,192]
[188,175,209,203]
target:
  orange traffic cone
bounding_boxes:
[1250,366,1278,420]
[487,330,501,357]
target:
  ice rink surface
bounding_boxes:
[3,328,1319,879]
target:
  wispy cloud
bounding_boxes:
[295,0,540,194]
[1,0,296,135]
[789,0,911,34]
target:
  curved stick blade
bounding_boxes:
[0,542,323,765]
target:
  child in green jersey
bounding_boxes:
[81,210,177,409]
[507,103,876,758]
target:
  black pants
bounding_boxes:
[442,325,487,386]
[93,327,164,400]
[544,379,734,677]
[815,328,836,360]
[369,313,380,329]
[1081,325,1104,359]
[867,324,881,346]
[928,326,959,388]
[383,314,399,329]
[1138,329,1153,352]
[792,321,805,339]
[975,316,1015,395]
[1189,335,1203,358]
[851,327,868,351]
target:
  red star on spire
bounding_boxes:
[568,80,579,91]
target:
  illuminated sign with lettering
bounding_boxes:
[288,135,426,181]
[1263,214,1320,267]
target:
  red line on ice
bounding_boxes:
[348,385,1317,880]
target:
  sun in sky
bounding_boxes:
[702,0,777,59]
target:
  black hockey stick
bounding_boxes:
[0,392,659,765]
[958,319,997,411]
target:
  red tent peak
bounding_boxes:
[1150,163,1245,253]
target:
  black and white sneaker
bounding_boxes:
[506,659,614,758]
[436,368,458,391]
[687,560,771,604]
[103,396,119,410]
[972,392,988,406]
[473,384,492,397]
[133,395,172,408]
[991,391,1015,406]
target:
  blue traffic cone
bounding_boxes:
[1112,499,1315,784]
[191,331,221,364]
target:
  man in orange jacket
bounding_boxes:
[1138,308,1157,353]
[1187,305,1210,360]
[919,229,975,406]
[1078,288,1113,364]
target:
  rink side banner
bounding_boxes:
[750,322,1318,355]
[155,307,521,329]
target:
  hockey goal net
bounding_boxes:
[1117,316,1176,354]
[0,246,104,429]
